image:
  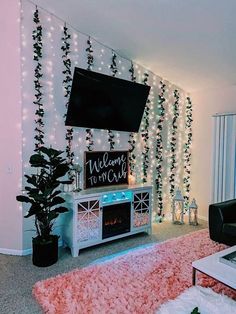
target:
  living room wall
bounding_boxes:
[0,0,23,253]
[191,85,236,220]
[20,0,193,251]
[0,0,194,254]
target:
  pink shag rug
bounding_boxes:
[33,229,236,313]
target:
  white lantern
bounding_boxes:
[73,164,82,192]
[172,189,185,224]
[189,198,198,226]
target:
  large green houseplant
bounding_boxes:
[16,146,71,267]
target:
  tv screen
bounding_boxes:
[65,67,150,132]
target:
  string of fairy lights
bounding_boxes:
[22,1,193,218]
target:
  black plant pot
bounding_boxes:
[32,235,59,267]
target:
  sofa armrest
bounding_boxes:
[209,203,224,241]
[209,199,236,245]
[214,199,236,223]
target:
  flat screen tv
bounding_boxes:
[65,67,150,132]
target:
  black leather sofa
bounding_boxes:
[209,199,236,246]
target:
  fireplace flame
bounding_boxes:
[105,218,122,226]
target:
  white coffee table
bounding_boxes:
[192,245,236,289]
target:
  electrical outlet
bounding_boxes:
[7,166,13,174]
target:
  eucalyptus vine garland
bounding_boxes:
[129,62,136,82]
[141,72,150,183]
[169,89,180,198]
[86,37,94,71]
[183,96,193,204]
[110,51,118,77]
[107,51,118,150]
[108,130,115,151]
[155,81,166,213]
[32,7,44,150]
[61,24,74,180]
[128,62,136,175]
[85,37,94,151]
[86,129,94,152]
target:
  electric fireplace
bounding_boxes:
[102,202,131,239]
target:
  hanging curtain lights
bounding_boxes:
[22,2,194,216]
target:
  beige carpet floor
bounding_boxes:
[0,220,207,314]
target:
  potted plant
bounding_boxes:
[16,146,71,267]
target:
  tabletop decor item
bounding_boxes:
[189,198,198,226]
[72,163,82,192]
[172,188,185,224]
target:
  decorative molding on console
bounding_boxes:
[62,184,152,256]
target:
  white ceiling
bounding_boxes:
[34,0,236,92]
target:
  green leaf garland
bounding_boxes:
[86,129,94,152]
[129,62,136,82]
[183,96,193,205]
[86,36,94,71]
[169,89,180,198]
[128,62,136,175]
[110,51,118,77]
[141,72,150,183]
[32,7,44,150]
[108,51,117,150]
[61,24,74,180]
[108,130,115,151]
[155,81,166,213]
[85,37,94,151]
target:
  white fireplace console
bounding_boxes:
[62,184,152,256]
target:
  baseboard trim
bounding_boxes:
[0,240,63,256]
[0,248,24,256]
[198,215,208,222]
[22,248,32,256]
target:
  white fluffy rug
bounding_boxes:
[157,286,236,314]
